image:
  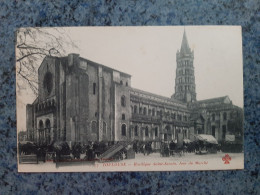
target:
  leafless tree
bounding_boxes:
[16,27,78,95]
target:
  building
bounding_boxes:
[26,31,243,147]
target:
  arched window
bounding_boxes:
[212,126,216,137]
[139,107,142,114]
[45,119,51,144]
[135,125,138,136]
[212,114,215,121]
[121,124,126,136]
[122,114,125,120]
[126,82,128,86]
[38,120,44,144]
[164,134,167,141]
[43,72,53,95]
[145,126,149,137]
[155,127,158,137]
[173,113,176,119]
[39,120,44,129]
[121,96,126,107]
[222,125,226,139]
[143,107,147,115]
[45,119,50,128]
[120,80,123,85]
[91,121,97,133]
[134,105,137,114]
[223,112,227,120]
[93,83,96,95]
[152,109,155,116]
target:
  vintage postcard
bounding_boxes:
[16,26,244,172]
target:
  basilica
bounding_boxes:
[26,31,243,149]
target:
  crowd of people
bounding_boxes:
[19,141,124,162]
[159,140,218,156]
[132,140,218,157]
[133,141,153,155]
[19,139,221,163]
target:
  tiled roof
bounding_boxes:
[193,96,228,104]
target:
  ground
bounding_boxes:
[18,152,244,172]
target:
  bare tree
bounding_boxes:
[16,27,78,95]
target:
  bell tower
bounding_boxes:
[172,30,196,102]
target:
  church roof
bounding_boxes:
[130,88,187,108]
[79,56,132,77]
[188,96,233,109]
[195,96,230,105]
[52,54,131,77]
[180,30,191,54]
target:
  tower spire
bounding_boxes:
[172,29,196,103]
[180,29,191,54]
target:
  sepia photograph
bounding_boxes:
[16,26,244,172]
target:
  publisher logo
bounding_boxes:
[222,154,231,164]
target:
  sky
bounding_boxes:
[16,26,244,131]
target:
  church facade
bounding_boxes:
[26,31,243,147]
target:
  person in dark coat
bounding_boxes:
[93,142,99,158]
[72,142,82,159]
[164,143,170,157]
[133,141,138,153]
[169,141,176,156]
[86,142,94,161]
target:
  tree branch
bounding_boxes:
[17,52,46,62]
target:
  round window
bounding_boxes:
[43,72,53,95]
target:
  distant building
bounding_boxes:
[26,31,243,147]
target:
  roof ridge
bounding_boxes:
[131,87,185,104]
[195,96,228,103]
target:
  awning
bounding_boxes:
[183,139,192,143]
[196,134,218,144]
